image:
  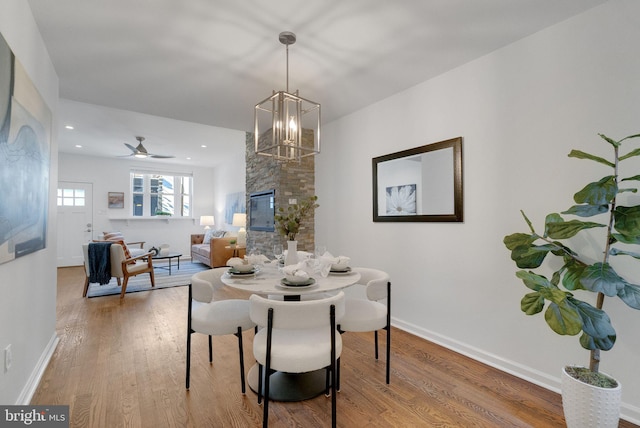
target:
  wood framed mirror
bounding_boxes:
[372,137,463,222]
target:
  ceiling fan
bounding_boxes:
[122,136,175,159]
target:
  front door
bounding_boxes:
[56,181,93,267]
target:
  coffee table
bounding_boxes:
[151,252,182,275]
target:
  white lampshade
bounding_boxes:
[232,213,246,227]
[199,215,215,229]
[232,213,247,246]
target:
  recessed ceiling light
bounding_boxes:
[201,145,207,148]
[65,125,74,130]
[75,144,82,148]
[186,157,192,160]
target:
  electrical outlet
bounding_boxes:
[289,198,297,205]
[4,344,12,373]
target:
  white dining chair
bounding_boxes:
[186,268,256,393]
[338,267,391,384]
[250,291,345,428]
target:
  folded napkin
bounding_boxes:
[282,262,310,279]
[319,252,350,266]
[246,253,269,265]
[315,252,351,277]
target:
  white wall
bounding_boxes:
[316,0,640,423]
[0,0,59,405]
[58,152,246,256]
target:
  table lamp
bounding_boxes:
[199,215,215,230]
[232,213,247,246]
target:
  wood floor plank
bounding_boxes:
[29,266,638,427]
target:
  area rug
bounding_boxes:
[86,261,210,298]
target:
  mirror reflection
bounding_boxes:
[372,137,463,222]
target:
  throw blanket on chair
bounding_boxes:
[88,242,112,285]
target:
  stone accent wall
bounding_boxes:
[245,131,315,257]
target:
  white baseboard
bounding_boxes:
[391,317,640,425]
[17,332,59,405]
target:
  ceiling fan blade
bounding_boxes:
[149,154,175,159]
[124,143,138,153]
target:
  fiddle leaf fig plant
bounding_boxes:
[504,132,640,382]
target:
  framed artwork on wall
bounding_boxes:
[385,184,417,215]
[108,192,125,209]
[0,33,52,265]
[225,191,245,224]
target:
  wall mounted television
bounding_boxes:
[249,189,275,232]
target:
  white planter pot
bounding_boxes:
[561,366,622,428]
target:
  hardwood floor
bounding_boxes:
[31,266,637,427]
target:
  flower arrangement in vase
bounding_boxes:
[274,195,319,241]
[274,196,319,265]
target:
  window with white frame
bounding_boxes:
[57,187,85,206]
[130,171,192,217]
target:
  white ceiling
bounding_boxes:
[27,0,607,167]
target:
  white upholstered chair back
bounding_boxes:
[353,267,390,302]
[190,267,227,303]
[250,291,345,330]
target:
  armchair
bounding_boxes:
[82,242,155,298]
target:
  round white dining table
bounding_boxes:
[220,262,361,300]
[220,262,361,401]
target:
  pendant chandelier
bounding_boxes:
[254,31,321,161]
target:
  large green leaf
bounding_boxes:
[516,270,550,291]
[614,205,640,239]
[568,297,615,339]
[617,283,640,310]
[521,292,544,315]
[503,233,536,250]
[580,332,616,351]
[538,287,570,305]
[510,244,554,268]
[544,300,583,336]
[573,176,617,205]
[562,259,587,291]
[579,263,627,296]
[568,149,614,167]
[562,204,609,217]
[543,213,563,237]
[546,219,606,239]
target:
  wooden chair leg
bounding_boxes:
[208,336,213,363]
[149,269,155,287]
[120,276,129,298]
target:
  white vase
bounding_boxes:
[561,366,622,428]
[285,241,298,266]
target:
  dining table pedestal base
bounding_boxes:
[247,364,328,402]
